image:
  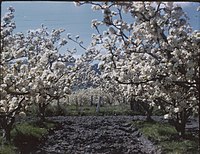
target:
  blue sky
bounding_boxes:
[1,1,200,56]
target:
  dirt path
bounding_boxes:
[35,116,161,154]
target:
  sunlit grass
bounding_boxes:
[132,121,199,154]
[160,140,199,154]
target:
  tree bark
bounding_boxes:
[170,109,188,137]
[75,96,79,112]
[146,106,154,122]
[39,103,46,122]
[96,96,102,113]
[1,116,15,143]
[5,128,11,143]
[129,94,135,111]
[90,95,94,106]
[57,98,62,114]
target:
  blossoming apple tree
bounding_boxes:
[24,25,75,121]
[0,7,76,142]
[76,1,200,136]
[0,6,31,143]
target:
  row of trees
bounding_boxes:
[0,2,199,143]
[76,2,200,136]
[0,6,92,143]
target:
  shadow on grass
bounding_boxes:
[9,120,56,154]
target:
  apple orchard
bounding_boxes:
[0,2,199,143]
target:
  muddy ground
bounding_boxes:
[21,116,198,154]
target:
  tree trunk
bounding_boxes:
[146,114,153,122]
[109,97,113,105]
[5,128,11,143]
[67,96,69,104]
[39,103,46,122]
[57,99,60,109]
[1,116,15,143]
[170,109,188,137]
[123,96,126,104]
[173,119,186,137]
[179,109,187,137]
[146,106,154,122]
[130,94,135,111]
[90,95,94,106]
[75,96,79,112]
[57,98,62,115]
[96,96,102,113]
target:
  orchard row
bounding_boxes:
[0,2,199,143]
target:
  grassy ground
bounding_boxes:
[0,121,55,154]
[0,143,16,154]
[1,105,199,154]
[132,121,199,154]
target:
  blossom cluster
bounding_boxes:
[86,2,199,121]
[0,7,76,118]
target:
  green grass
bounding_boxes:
[31,120,56,129]
[132,121,199,154]
[8,121,55,153]
[160,140,199,154]
[0,132,17,154]
[133,121,177,142]
[0,144,16,154]
[11,122,48,140]
[28,103,157,117]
